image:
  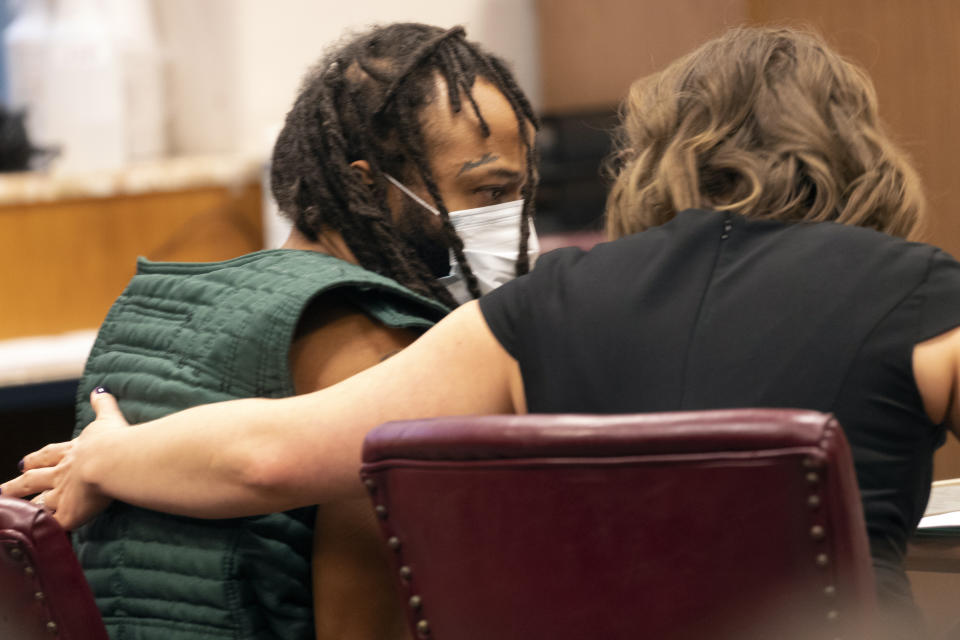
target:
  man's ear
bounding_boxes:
[349,160,374,185]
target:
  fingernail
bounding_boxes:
[17,459,23,472]
[94,385,111,395]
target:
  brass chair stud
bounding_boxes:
[416,619,431,637]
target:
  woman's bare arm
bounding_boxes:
[2,301,524,529]
[913,324,960,434]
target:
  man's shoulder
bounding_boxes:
[133,249,351,280]
[290,292,424,393]
[127,249,438,305]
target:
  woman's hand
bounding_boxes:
[1,388,127,529]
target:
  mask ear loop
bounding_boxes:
[384,174,442,216]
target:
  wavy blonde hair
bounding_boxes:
[605,27,925,239]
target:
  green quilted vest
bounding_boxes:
[72,249,448,640]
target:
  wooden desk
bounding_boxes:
[0,156,264,340]
[907,534,960,637]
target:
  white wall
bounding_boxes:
[158,0,540,158]
[155,0,239,156]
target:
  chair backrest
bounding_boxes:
[0,496,108,640]
[360,409,877,640]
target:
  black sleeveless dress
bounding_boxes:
[480,209,960,631]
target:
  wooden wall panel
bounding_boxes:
[537,0,746,113]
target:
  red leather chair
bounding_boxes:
[361,409,877,640]
[0,495,108,640]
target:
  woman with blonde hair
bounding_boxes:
[7,27,957,636]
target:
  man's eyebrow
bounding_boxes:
[457,153,499,176]
[460,167,524,182]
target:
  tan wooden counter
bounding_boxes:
[0,156,264,340]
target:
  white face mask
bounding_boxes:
[385,174,540,305]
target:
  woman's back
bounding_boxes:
[480,209,960,620]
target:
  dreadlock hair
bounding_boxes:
[271,23,538,308]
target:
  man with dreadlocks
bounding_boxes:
[57,23,538,640]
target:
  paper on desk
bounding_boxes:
[918,512,960,530]
[918,479,960,530]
